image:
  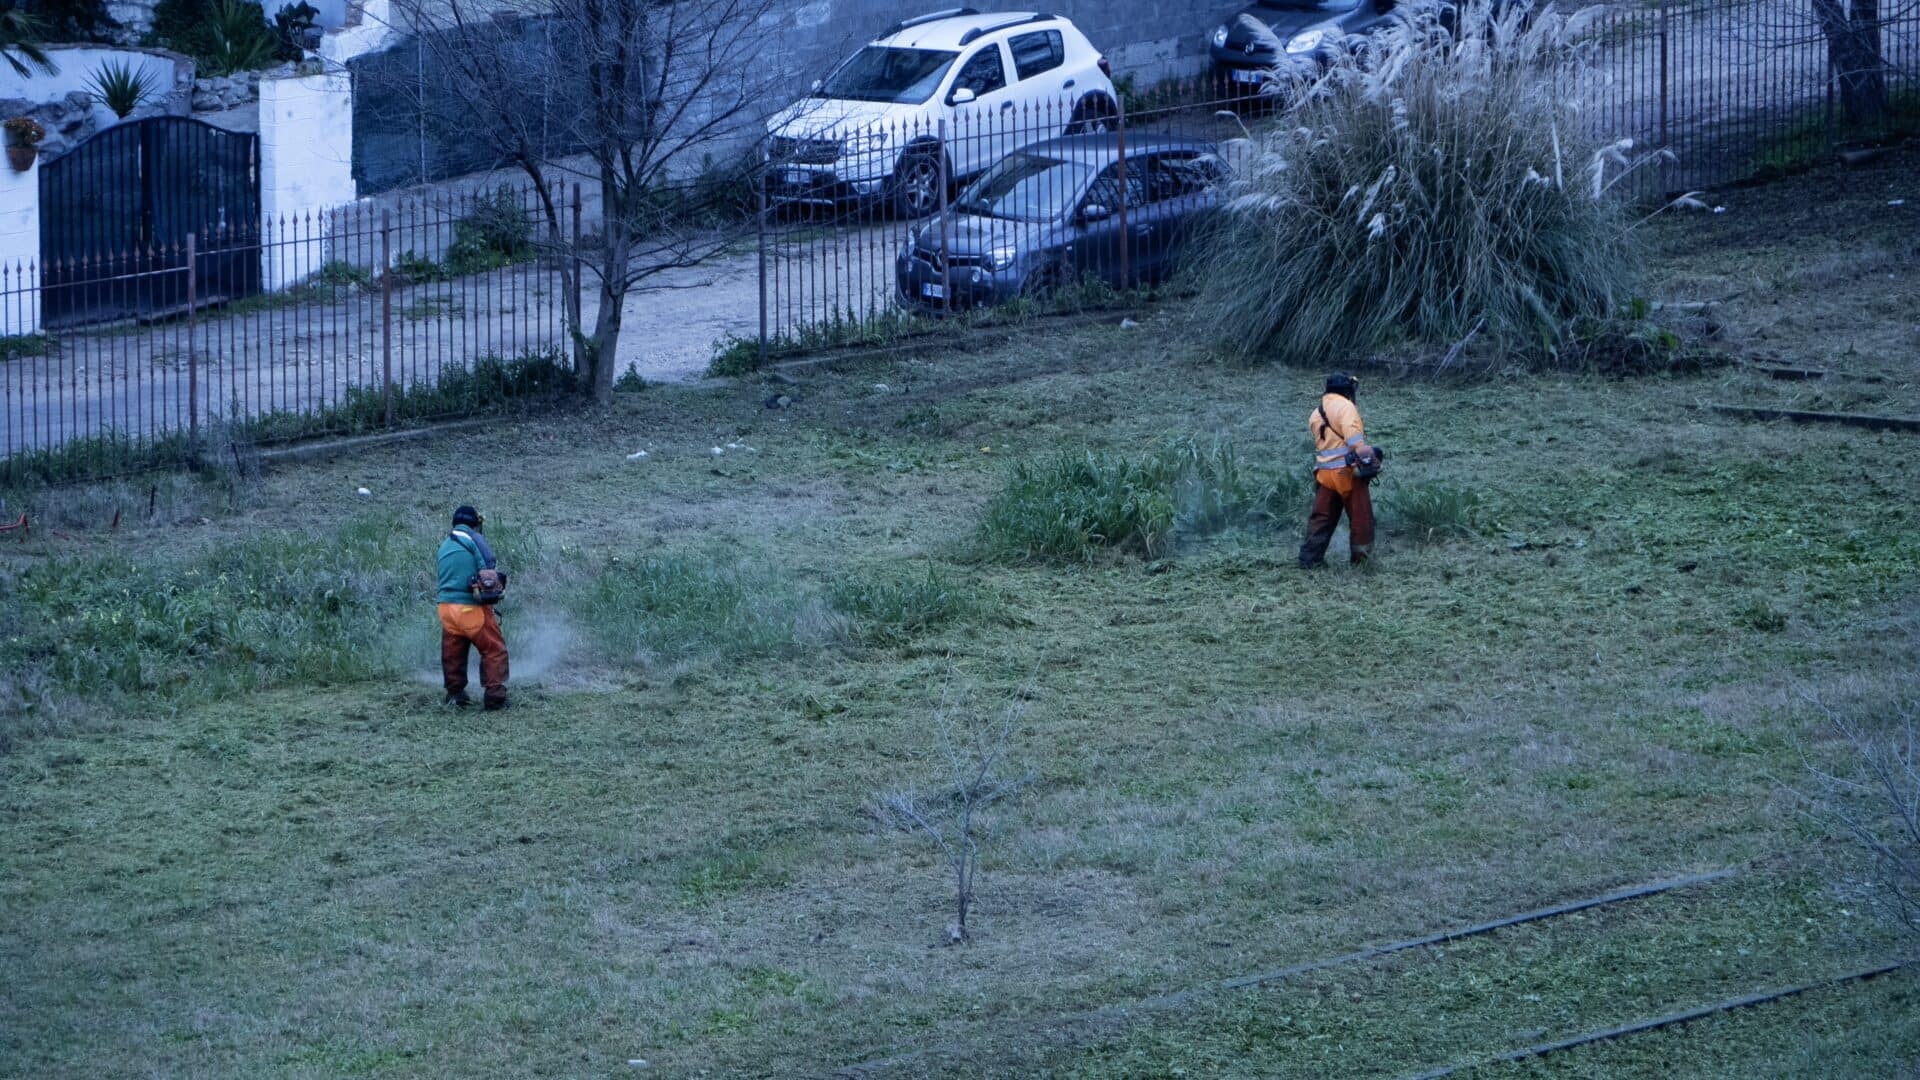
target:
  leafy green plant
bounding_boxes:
[1199,1,1653,366]
[0,332,55,361]
[150,0,277,76]
[1383,480,1485,544]
[89,58,158,118]
[444,186,535,275]
[612,365,646,393]
[270,0,317,59]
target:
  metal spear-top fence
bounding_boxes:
[2,0,1916,485]
[1,185,579,484]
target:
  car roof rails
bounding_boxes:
[884,8,980,38]
[958,12,1055,46]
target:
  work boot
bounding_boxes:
[1298,557,1327,570]
[483,697,509,712]
[444,691,472,708]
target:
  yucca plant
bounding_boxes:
[89,59,159,119]
[1198,1,1664,366]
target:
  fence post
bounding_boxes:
[1116,99,1130,289]
[757,161,769,368]
[185,232,198,443]
[936,118,951,316]
[1657,0,1669,154]
[381,209,394,427]
[571,182,583,374]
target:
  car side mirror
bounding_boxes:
[949,86,977,105]
[1077,203,1112,224]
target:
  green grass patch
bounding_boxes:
[1382,479,1487,544]
[827,564,998,645]
[972,437,1301,563]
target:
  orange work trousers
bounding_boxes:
[438,603,509,707]
[1299,470,1374,567]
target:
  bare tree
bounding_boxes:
[872,699,1032,944]
[1801,693,1920,935]
[1811,0,1893,125]
[383,0,784,402]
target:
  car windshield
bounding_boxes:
[954,152,1099,222]
[1258,0,1360,10]
[818,46,959,104]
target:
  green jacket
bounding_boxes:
[436,525,496,605]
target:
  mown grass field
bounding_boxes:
[2,152,1917,1077]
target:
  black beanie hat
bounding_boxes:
[1325,373,1359,398]
[452,505,482,527]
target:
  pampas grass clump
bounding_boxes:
[1201,1,1659,365]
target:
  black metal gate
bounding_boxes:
[38,117,262,328]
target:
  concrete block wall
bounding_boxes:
[0,156,40,334]
[258,72,357,290]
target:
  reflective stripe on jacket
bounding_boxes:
[1309,393,1365,471]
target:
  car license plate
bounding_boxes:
[921,282,946,299]
[1230,68,1263,84]
[784,169,811,186]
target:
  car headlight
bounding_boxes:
[1211,25,1229,48]
[843,130,890,156]
[986,244,1018,272]
[1286,28,1331,54]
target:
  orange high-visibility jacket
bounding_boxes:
[1309,393,1365,494]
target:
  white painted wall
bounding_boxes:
[320,0,400,64]
[259,72,357,289]
[0,156,40,334]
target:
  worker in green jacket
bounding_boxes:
[436,505,509,709]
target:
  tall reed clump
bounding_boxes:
[1198,1,1658,365]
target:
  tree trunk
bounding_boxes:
[1815,0,1889,127]
[587,273,626,405]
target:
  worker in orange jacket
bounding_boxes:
[1299,373,1380,568]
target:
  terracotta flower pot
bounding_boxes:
[5,144,36,172]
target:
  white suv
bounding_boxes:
[766,8,1119,217]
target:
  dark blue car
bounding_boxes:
[897,133,1229,311]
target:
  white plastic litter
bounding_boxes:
[1892,199,1907,206]
[1120,317,1140,328]
[710,446,725,456]
[625,450,649,461]
[872,383,890,392]
[1712,206,1728,214]
[355,487,372,497]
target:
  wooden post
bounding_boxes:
[381,209,394,427]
